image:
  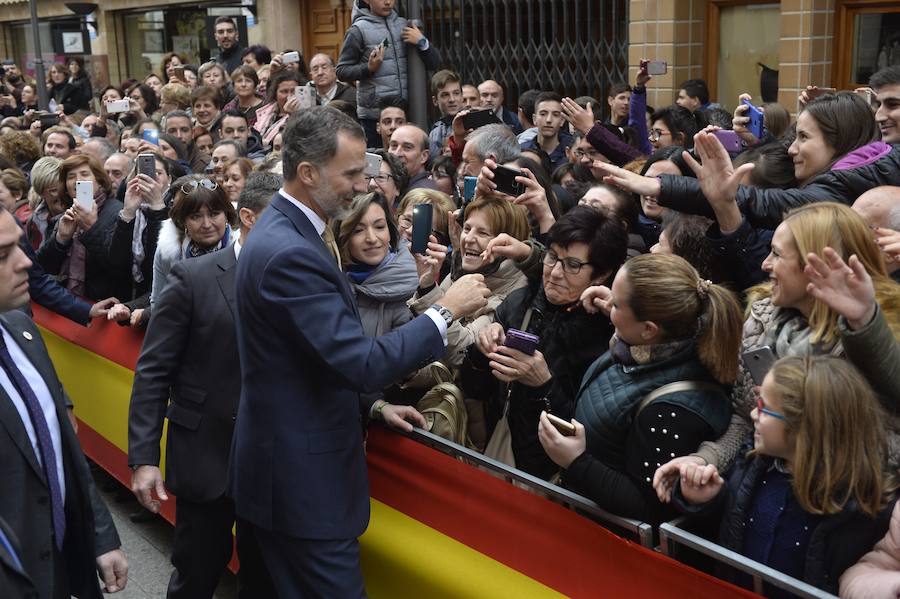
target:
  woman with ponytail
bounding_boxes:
[538,252,743,523]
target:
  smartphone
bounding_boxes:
[504,328,540,355]
[741,346,777,386]
[137,153,156,180]
[173,65,185,80]
[75,180,94,210]
[546,413,576,437]
[282,51,300,64]
[142,128,159,145]
[410,203,433,254]
[647,60,667,76]
[461,109,501,131]
[294,85,315,110]
[807,86,837,101]
[38,113,59,128]
[492,164,525,197]
[380,37,389,49]
[741,99,764,139]
[713,130,742,153]
[463,176,478,204]
[105,99,130,114]
[364,152,383,178]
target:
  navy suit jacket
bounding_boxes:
[229,193,444,540]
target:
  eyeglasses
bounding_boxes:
[366,174,395,185]
[398,215,413,230]
[543,250,589,275]
[572,148,603,160]
[648,129,672,142]
[756,395,785,420]
[180,178,218,194]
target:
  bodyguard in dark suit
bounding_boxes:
[128,173,281,598]
[0,206,128,599]
[0,514,37,599]
[230,107,490,596]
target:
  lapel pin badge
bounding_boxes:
[22,331,32,341]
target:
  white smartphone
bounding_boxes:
[647,60,668,76]
[106,99,131,114]
[282,51,300,64]
[295,85,315,110]
[75,181,94,210]
[365,152,383,177]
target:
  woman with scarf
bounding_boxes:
[466,206,628,466]
[24,157,63,250]
[536,253,742,523]
[36,155,131,300]
[104,154,172,327]
[252,70,304,150]
[149,175,237,309]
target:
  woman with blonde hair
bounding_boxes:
[409,196,531,367]
[655,201,900,497]
[395,188,456,249]
[24,156,63,249]
[676,356,895,596]
[538,252,742,522]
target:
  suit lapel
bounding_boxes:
[0,315,48,483]
[215,247,238,320]
[271,194,361,318]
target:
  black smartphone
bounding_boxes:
[461,109,501,131]
[492,164,525,197]
[39,113,59,128]
[410,203,433,254]
[137,153,156,180]
[741,346,777,386]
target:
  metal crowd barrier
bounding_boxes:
[402,426,655,548]
[659,518,839,599]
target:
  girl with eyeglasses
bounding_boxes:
[675,356,895,597]
[149,175,237,311]
[536,253,742,523]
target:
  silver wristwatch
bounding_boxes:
[431,304,454,326]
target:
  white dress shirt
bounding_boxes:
[0,324,66,503]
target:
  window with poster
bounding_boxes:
[120,3,254,81]
[834,0,900,89]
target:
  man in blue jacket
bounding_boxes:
[230,106,490,596]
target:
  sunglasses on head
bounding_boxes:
[180,178,218,194]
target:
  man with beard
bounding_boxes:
[212,17,244,74]
[230,106,490,595]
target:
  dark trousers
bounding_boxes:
[360,118,382,149]
[250,522,366,599]
[167,496,274,599]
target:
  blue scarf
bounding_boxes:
[346,250,396,284]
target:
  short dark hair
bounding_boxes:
[517,89,542,120]
[127,82,160,115]
[237,171,281,214]
[649,105,706,148]
[679,79,710,105]
[660,211,726,282]
[869,65,900,90]
[169,174,237,229]
[220,108,248,124]
[431,69,461,95]
[214,16,237,28]
[533,91,562,114]
[241,44,272,66]
[281,106,365,181]
[639,145,696,178]
[733,141,797,189]
[328,100,357,120]
[608,82,632,98]
[212,138,246,157]
[573,95,604,121]
[701,106,732,129]
[546,204,627,282]
[377,95,408,114]
[584,182,639,233]
[44,127,76,150]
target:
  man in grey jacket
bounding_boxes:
[336,0,441,148]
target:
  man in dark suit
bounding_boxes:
[128,172,282,598]
[0,206,128,599]
[230,106,490,596]
[0,514,37,598]
[478,79,523,135]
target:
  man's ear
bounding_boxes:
[432,95,438,108]
[297,162,318,187]
[239,207,256,229]
[421,148,430,166]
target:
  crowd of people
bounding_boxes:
[1,0,900,596]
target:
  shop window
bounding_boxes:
[835,2,900,88]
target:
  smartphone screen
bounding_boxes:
[142,129,159,145]
[410,203,433,254]
[463,176,478,204]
